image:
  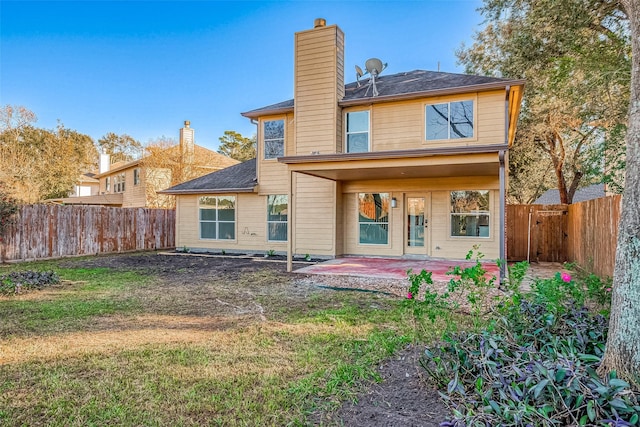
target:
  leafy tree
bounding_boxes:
[0,105,98,202]
[458,0,631,203]
[97,132,142,163]
[0,183,19,243]
[217,130,256,161]
[141,136,239,208]
[598,0,640,388]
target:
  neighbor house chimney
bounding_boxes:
[294,19,345,155]
[180,120,195,165]
[99,152,111,173]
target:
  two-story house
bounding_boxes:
[161,19,524,271]
[51,121,239,208]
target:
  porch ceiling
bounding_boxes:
[281,150,501,181]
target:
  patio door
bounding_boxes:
[405,193,430,255]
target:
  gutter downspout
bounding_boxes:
[500,84,511,282]
[287,169,295,272]
[499,150,506,282]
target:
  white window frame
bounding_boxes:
[105,176,111,192]
[133,168,141,186]
[199,196,236,241]
[357,193,390,246]
[113,173,126,193]
[345,110,370,153]
[425,99,475,141]
[449,190,491,239]
[263,119,285,160]
[266,195,288,242]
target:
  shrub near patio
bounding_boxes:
[409,252,640,426]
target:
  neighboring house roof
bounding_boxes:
[95,145,238,178]
[77,173,99,184]
[534,184,606,204]
[47,194,124,206]
[242,69,524,118]
[159,159,258,195]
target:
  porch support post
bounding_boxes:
[499,150,506,281]
[287,169,294,272]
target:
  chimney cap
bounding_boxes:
[184,120,190,127]
[314,18,326,28]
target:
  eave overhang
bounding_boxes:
[157,186,258,195]
[278,145,508,181]
[240,79,525,119]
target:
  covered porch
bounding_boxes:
[280,146,508,276]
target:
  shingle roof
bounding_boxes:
[159,158,257,194]
[534,184,606,204]
[242,70,520,117]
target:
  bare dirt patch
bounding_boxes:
[54,252,452,425]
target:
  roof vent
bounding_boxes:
[314,18,326,28]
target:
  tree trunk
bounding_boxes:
[598,0,640,388]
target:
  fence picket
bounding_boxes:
[0,205,175,262]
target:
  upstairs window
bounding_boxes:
[450,190,490,238]
[133,168,141,186]
[346,111,369,153]
[113,173,126,193]
[267,195,288,241]
[105,177,111,192]
[199,196,236,240]
[426,100,474,140]
[264,120,284,159]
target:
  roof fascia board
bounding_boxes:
[158,187,258,195]
[278,144,509,164]
[339,80,526,107]
[241,79,525,119]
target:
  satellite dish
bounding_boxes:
[355,65,364,87]
[358,58,388,97]
[365,58,386,76]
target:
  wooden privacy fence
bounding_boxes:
[567,195,622,278]
[507,195,622,278]
[0,205,175,262]
[507,204,568,263]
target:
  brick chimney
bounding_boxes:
[294,19,345,155]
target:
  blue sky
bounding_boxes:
[1,0,484,151]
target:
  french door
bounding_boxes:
[404,193,430,255]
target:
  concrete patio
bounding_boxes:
[295,256,564,284]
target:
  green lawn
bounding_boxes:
[0,255,437,426]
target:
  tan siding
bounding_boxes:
[340,178,500,259]
[122,167,146,207]
[175,194,286,253]
[294,174,336,256]
[343,192,403,257]
[477,91,506,143]
[429,190,499,259]
[258,161,289,195]
[294,25,343,155]
[341,90,507,153]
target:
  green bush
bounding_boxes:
[0,270,60,295]
[417,261,638,426]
